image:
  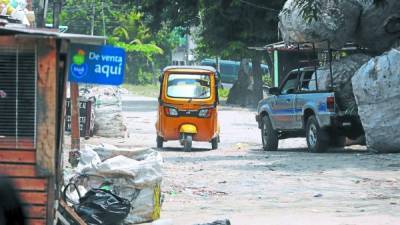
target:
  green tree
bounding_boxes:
[142,0,284,105]
[59,0,179,84]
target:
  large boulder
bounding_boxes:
[310,54,371,113]
[352,49,400,153]
[279,0,362,49]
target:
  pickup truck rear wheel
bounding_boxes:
[306,116,329,153]
[330,136,346,148]
[261,115,278,151]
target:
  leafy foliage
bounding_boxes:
[59,0,180,84]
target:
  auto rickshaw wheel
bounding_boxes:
[156,135,164,148]
[211,136,219,150]
[183,134,192,152]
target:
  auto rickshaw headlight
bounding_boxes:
[198,108,211,118]
[165,106,179,117]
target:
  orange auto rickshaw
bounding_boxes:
[156,66,220,151]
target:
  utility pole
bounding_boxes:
[91,0,95,35]
[35,0,48,27]
[53,0,62,29]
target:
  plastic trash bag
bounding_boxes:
[75,188,131,225]
[64,184,131,225]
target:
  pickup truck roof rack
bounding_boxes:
[250,41,365,92]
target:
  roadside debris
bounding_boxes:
[65,144,162,224]
[313,193,323,198]
[194,219,231,225]
[63,183,131,225]
[0,0,33,26]
[352,49,400,153]
[311,54,371,114]
[75,86,128,138]
[92,87,128,138]
[279,0,400,52]
[279,0,359,49]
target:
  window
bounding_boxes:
[281,72,299,94]
[301,71,317,91]
[0,47,36,149]
[167,74,211,99]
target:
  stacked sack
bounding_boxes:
[91,86,128,138]
[66,145,163,224]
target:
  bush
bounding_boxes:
[219,88,229,99]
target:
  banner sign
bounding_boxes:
[68,44,126,85]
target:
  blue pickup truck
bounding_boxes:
[255,67,364,153]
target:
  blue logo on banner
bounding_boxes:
[68,44,126,85]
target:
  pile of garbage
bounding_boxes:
[279,0,400,52]
[79,86,128,138]
[279,0,400,152]
[352,49,400,153]
[64,144,162,224]
[0,0,34,26]
[310,54,371,114]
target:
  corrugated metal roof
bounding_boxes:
[0,26,106,44]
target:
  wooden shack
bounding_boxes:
[0,26,104,225]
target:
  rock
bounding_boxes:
[352,49,400,153]
[313,193,323,198]
[195,220,231,225]
[310,54,371,113]
[279,0,362,49]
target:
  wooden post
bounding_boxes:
[69,82,80,168]
[70,82,80,150]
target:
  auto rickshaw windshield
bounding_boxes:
[167,74,211,99]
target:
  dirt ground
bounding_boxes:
[82,94,400,225]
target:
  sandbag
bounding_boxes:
[310,54,371,113]
[352,49,400,153]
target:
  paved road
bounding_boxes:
[86,94,400,225]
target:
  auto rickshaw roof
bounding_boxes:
[163,66,216,74]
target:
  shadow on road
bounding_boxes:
[157,147,212,152]
[263,147,368,154]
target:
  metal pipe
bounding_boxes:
[297,43,301,90]
[313,42,318,91]
[328,41,334,91]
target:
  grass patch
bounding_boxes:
[123,83,160,98]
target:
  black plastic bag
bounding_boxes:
[63,184,131,225]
